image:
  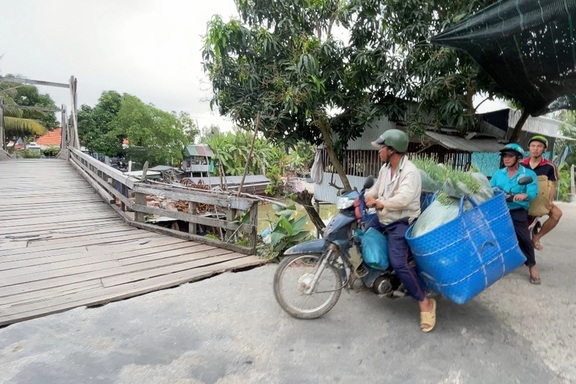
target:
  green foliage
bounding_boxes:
[1,77,52,138]
[1,116,46,137]
[202,0,505,190]
[265,164,284,196]
[177,111,200,144]
[289,140,316,175]
[42,146,60,157]
[77,91,189,166]
[11,81,58,129]
[111,95,188,166]
[77,91,123,156]
[262,204,312,261]
[205,130,277,176]
[198,125,222,143]
[19,149,41,158]
[556,164,572,202]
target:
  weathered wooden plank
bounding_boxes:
[1,246,232,287]
[0,249,250,298]
[0,243,215,278]
[130,202,254,233]
[0,257,265,326]
[132,184,257,211]
[0,218,127,236]
[0,212,119,228]
[128,220,254,254]
[0,235,191,264]
[0,231,157,257]
[0,238,195,270]
[0,280,103,308]
[102,252,245,287]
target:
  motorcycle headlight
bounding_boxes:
[336,196,355,209]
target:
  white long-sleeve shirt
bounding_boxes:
[365,156,422,225]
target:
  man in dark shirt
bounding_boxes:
[521,135,563,251]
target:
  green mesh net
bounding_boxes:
[431,0,576,117]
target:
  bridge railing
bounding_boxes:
[69,148,259,255]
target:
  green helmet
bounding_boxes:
[499,143,525,158]
[528,135,548,148]
[372,129,409,152]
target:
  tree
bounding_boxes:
[198,124,222,143]
[1,78,49,140]
[205,130,275,176]
[11,81,58,129]
[77,90,123,156]
[202,0,503,190]
[111,95,188,166]
[176,111,200,144]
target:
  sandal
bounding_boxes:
[529,275,541,285]
[420,298,437,333]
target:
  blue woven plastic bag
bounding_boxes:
[361,227,389,271]
[406,192,526,304]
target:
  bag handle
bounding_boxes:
[458,195,479,214]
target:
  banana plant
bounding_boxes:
[265,204,312,260]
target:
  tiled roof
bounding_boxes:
[36,128,62,147]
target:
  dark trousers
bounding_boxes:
[381,218,427,301]
[510,209,536,267]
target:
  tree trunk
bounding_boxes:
[293,189,326,232]
[316,121,351,191]
[283,180,326,233]
[509,109,530,143]
[459,89,476,136]
[238,112,260,197]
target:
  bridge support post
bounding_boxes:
[188,202,197,235]
[134,192,147,222]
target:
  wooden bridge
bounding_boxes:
[0,156,266,327]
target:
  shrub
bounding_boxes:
[19,149,42,159]
[42,146,60,157]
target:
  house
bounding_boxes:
[182,144,214,176]
[36,128,62,149]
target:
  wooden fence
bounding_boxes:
[68,148,259,254]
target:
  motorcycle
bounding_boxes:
[273,176,411,320]
[273,174,536,320]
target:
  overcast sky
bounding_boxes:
[0,0,238,130]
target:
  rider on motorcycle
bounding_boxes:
[364,129,437,333]
[490,143,540,284]
[521,135,563,251]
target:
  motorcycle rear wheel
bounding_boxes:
[273,253,343,319]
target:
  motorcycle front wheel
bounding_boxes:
[273,253,343,319]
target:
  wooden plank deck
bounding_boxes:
[0,159,266,327]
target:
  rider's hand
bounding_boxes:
[365,197,376,208]
[513,193,528,201]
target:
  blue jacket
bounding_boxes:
[490,166,538,211]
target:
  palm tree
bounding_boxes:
[1,80,47,149]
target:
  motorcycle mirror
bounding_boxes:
[364,176,375,190]
[517,176,533,185]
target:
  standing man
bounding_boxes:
[490,143,540,284]
[521,135,563,251]
[364,129,437,333]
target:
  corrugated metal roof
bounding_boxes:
[183,175,270,187]
[183,144,214,157]
[149,165,180,172]
[424,131,504,152]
